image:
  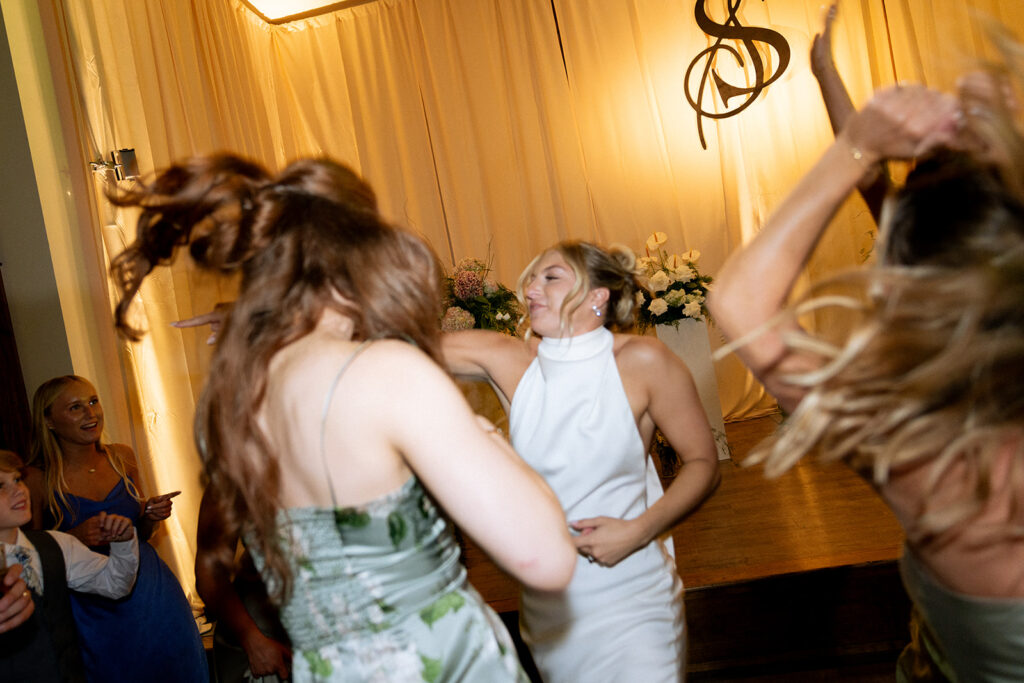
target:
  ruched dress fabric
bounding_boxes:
[54,478,209,683]
[900,545,1024,683]
[510,326,685,682]
[250,477,526,682]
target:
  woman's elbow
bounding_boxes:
[706,290,737,335]
[514,545,576,592]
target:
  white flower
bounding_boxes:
[635,291,646,307]
[670,266,694,284]
[682,249,701,263]
[649,298,669,316]
[664,289,686,307]
[666,253,685,270]
[649,270,671,292]
[683,300,702,318]
[646,232,669,251]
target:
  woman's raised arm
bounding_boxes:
[708,86,961,412]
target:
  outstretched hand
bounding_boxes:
[570,516,650,568]
[143,491,181,522]
[172,302,232,345]
[810,2,839,78]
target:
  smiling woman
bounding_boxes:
[443,240,720,682]
[26,375,209,683]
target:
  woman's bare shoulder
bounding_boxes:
[108,443,139,477]
[614,332,677,365]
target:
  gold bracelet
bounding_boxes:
[843,138,874,170]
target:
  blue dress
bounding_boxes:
[54,478,209,683]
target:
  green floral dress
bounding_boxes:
[250,476,527,682]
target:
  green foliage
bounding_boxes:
[441,257,521,335]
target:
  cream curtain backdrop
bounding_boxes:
[43,0,1024,595]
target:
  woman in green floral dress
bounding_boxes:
[108,154,577,681]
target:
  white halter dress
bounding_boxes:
[510,326,685,682]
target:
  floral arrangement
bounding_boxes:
[635,232,713,329]
[440,257,521,335]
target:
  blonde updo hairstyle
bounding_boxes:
[517,240,642,337]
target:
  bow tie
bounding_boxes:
[10,545,42,595]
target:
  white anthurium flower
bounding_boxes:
[649,298,669,315]
[646,232,668,252]
[682,249,701,262]
[649,270,671,292]
[683,300,702,318]
[666,253,685,270]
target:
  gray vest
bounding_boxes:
[0,530,86,682]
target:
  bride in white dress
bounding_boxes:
[444,241,719,682]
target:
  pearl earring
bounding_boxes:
[592,305,602,318]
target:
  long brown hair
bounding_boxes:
[109,154,444,599]
[28,375,141,529]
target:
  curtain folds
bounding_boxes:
[48,0,1024,594]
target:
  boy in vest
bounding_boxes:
[0,450,139,682]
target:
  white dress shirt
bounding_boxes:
[4,528,139,598]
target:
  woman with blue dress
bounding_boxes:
[27,375,208,683]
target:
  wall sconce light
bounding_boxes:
[89,149,140,181]
[112,149,140,180]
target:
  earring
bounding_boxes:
[592,305,602,318]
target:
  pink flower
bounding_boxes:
[441,306,476,331]
[453,270,484,300]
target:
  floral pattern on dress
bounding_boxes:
[249,476,526,682]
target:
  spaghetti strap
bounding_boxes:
[318,339,375,511]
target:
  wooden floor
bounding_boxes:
[463,414,911,680]
[674,415,904,589]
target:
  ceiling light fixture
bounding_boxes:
[240,0,372,24]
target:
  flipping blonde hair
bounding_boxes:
[747,60,1024,542]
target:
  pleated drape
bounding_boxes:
[43,0,1024,594]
